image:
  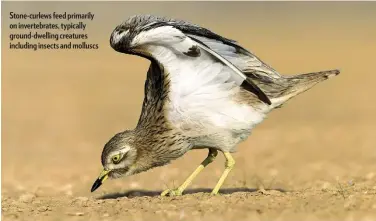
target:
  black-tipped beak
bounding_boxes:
[91,178,102,192]
[91,169,110,192]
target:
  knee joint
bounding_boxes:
[206,149,218,163]
[225,158,235,168]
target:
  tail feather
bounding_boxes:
[284,69,340,95]
[268,69,340,107]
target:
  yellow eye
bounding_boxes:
[112,154,121,163]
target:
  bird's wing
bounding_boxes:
[186,35,281,80]
[159,18,281,80]
[136,61,167,128]
[110,15,274,104]
[126,18,271,104]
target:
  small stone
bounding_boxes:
[38,206,48,212]
[18,193,36,203]
[103,213,110,217]
[75,212,85,216]
[67,212,85,216]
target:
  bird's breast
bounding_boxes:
[145,42,267,140]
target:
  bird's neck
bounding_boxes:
[129,146,172,176]
[129,128,189,175]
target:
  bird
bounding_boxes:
[91,14,340,195]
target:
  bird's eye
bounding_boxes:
[112,154,121,164]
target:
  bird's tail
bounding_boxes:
[269,69,340,106]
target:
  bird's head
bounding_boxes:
[91,131,138,192]
[109,15,189,56]
[109,20,135,53]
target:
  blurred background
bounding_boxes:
[2,1,376,199]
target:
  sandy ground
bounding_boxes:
[2,121,376,221]
[2,2,376,221]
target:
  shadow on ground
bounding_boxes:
[98,187,288,199]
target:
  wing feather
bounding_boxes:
[189,36,271,105]
[186,35,281,79]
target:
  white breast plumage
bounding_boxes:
[145,43,267,139]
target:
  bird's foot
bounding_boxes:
[160,188,183,196]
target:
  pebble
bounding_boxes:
[67,212,85,216]
[18,193,36,203]
[38,206,49,212]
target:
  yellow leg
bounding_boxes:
[161,148,218,196]
[211,152,235,195]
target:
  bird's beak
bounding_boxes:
[91,169,111,192]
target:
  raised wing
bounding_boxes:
[110,15,273,105]
[164,20,282,80]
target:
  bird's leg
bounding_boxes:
[161,148,218,196]
[211,152,235,195]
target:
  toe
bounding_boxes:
[160,189,182,196]
[160,189,171,196]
